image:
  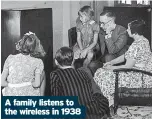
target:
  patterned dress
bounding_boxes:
[2,53,44,96]
[73,20,100,59]
[94,36,152,106]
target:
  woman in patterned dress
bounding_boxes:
[1,32,46,96]
[94,20,152,110]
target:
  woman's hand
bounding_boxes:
[103,61,113,68]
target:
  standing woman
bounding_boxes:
[94,20,152,112]
[1,32,46,96]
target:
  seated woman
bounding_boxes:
[94,20,152,113]
[1,31,46,96]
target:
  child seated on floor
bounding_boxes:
[73,5,100,68]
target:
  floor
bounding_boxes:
[112,106,152,119]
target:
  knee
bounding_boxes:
[87,51,94,59]
[88,61,98,69]
[88,61,103,75]
[105,54,116,62]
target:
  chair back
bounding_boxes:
[68,27,77,47]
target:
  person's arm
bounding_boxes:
[32,59,44,88]
[106,27,127,54]
[50,72,63,96]
[109,58,136,70]
[85,33,98,52]
[40,70,46,96]
[76,22,83,50]
[105,42,139,70]
[104,54,125,67]
[77,32,83,50]
[32,73,41,88]
[81,23,100,58]
[1,55,11,87]
[1,70,9,87]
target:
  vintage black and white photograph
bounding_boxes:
[1,0,152,118]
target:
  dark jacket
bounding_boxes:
[99,25,128,57]
[50,68,109,119]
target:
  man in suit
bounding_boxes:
[88,10,128,74]
[99,10,128,62]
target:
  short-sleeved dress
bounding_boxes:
[2,53,44,96]
[73,20,100,59]
[94,36,152,106]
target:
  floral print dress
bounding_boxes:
[94,36,152,106]
[2,53,44,96]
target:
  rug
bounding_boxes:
[112,106,152,119]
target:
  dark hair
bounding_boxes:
[100,10,116,21]
[78,5,94,18]
[129,19,145,35]
[16,33,46,58]
[55,47,74,66]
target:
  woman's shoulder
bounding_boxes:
[6,54,17,60]
[29,56,43,63]
[142,37,149,43]
[135,36,150,47]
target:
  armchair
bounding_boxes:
[113,68,152,113]
[68,27,77,48]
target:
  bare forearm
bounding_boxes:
[1,71,9,87]
[40,71,46,96]
[112,64,133,70]
[85,33,98,52]
[77,38,83,50]
[110,54,125,65]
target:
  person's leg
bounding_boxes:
[94,68,115,107]
[88,61,103,76]
[83,51,94,68]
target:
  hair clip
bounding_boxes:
[24,31,35,36]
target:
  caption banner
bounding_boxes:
[1,96,86,118]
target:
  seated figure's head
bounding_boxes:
[16,31,46,58]
[127,19,145,37]
[78,5,94,24]
[55,47,74,68]
[100,10,116,32]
